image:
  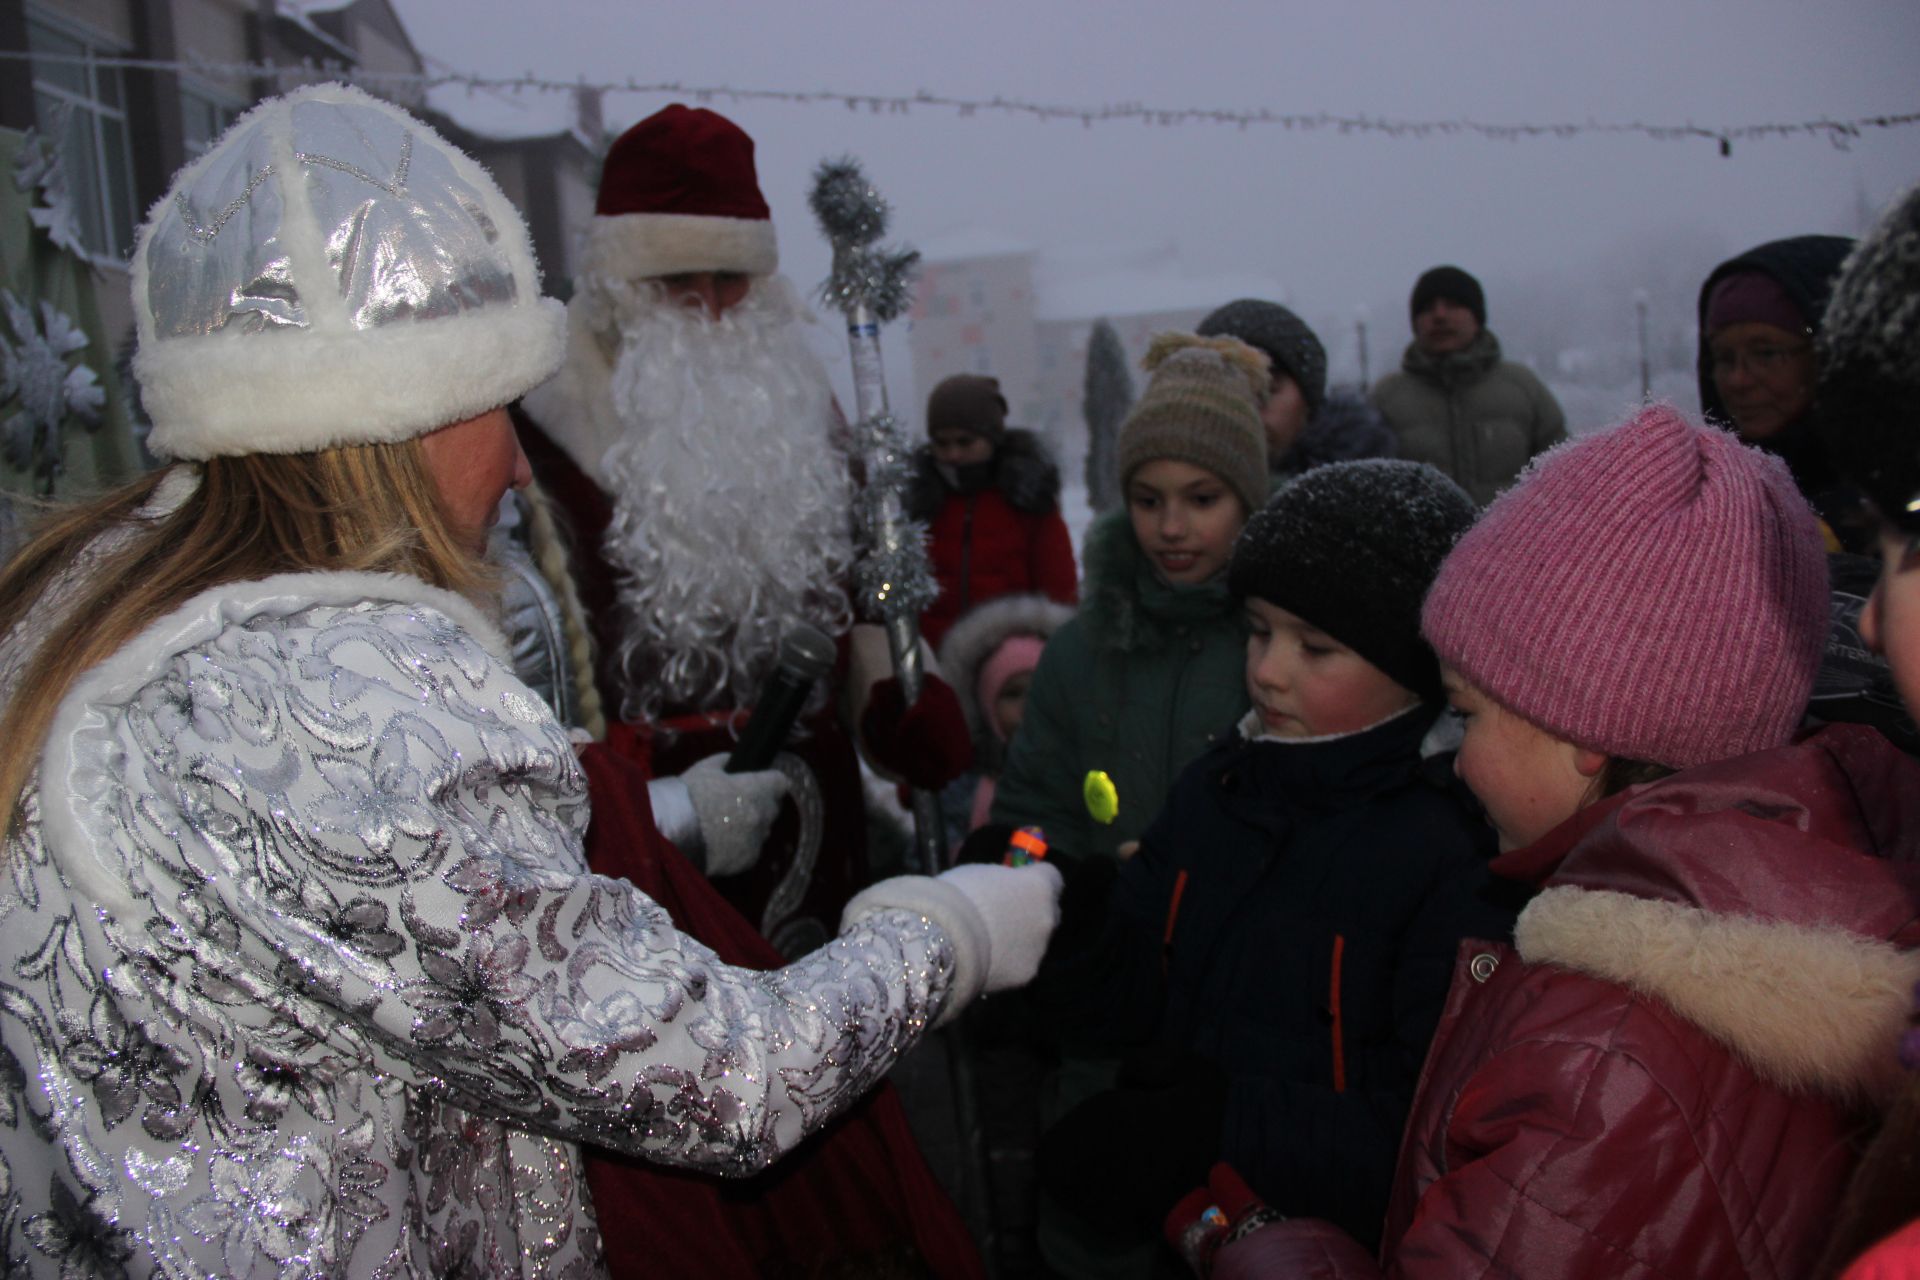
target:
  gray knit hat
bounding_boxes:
[1229,459,1477,700]
[1197,298,1328,419]
[1117,333,1271,514]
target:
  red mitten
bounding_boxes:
[860,673,975,789]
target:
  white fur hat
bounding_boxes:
[132,83,565,461]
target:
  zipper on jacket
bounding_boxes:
[1162,868,1190,974]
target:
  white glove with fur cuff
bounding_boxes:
[841,862,1064,1026]
[651,754,791,877]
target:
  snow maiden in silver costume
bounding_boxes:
[0,84,1060,1277]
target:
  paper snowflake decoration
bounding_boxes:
[1,290,105,490]
[11,111,84,257]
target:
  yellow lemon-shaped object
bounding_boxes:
[1083,770,1119,825]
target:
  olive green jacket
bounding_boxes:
[1370,329,1566,506]
[990,510,1248,863]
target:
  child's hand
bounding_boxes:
[1117,840,1141,859]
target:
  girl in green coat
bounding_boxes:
[992,333,1270,867]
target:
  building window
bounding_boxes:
[26,11,138,260]
[181,84,244,158]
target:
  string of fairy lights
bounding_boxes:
[5,48,1917,154]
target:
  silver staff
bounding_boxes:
[809,157,944,875]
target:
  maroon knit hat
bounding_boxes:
[1704,270,1808,338]
[1422,404,1828,769]
[580,104,778,282]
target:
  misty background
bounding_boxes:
[394,0,1920,461]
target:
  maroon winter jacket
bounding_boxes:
[908,430,1078,648]
[1213,724,1920,1280]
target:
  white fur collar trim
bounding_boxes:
[1515,885,1920,1104]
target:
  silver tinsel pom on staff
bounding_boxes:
[810,155,943,874]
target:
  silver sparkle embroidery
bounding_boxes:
[294,129,413,198]
[175,163,277,244]
[0,585,957,1274]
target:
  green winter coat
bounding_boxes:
[990,510,1249,865]
[1369,329,1566,506]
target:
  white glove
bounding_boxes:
[841,862,1064,1025]
[654,754,791,877]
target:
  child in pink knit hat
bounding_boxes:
[1191,403,1920,1280]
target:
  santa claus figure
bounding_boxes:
[516,103,969,955]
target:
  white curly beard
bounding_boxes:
[590,276,855,722]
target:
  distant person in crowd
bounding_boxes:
[1182,405,1920,1280]
[991,333,1267,868]
[1696,234,1919,754]
[936,592,1077,848]
[1697,233,1870,551]
[1370,265,1566,505]
[1031,461,1516,1263]
[908,373,1078,649]
[1198,298,1395,478]
[1813,181,1920,1280]
[0,83,1065,1278]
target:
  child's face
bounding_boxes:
[1127,459,1248,586]
[991,670,1032,740]
[1863,526,1920,715]
[932,429,994,469]
[1442,667,1600,852]
[1244,599,1417,738]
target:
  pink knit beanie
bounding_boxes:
[1421,404,1827,769]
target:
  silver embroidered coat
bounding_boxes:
[0,568,956,1277]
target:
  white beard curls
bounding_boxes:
[592,276,855,723]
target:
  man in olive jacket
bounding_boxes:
[1370,265,1567,505]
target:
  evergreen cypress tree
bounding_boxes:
[1082,318,1133,515]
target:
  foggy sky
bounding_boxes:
[390,0,1920,401]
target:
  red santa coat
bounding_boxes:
[1211,725,1920,1280]
[907,429,1078,649]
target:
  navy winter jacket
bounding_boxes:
[1041,704,1518,1248]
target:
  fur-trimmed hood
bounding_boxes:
[905,428,1062,520]
[1078,509,1239,656]
[1283,386,1397,476]
[1499,724,1920,1105]
[937,592,1076,758]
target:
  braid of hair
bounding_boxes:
[522,483,607,741]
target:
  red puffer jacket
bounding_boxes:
[1212,724,1920,1280]
[908,430,1078,648]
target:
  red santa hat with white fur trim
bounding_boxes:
[579,104,779,282]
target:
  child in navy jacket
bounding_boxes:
[1032,460,1520,1261]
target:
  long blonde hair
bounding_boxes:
[0,438,489,837]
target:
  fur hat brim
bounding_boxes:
[579,212,779,282]
[141,299,566,460]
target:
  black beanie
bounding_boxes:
[1819,182,1920,532]
[1409,266,1487,329]
[1196,298,1328,419]
[927,374,1009,441]
[1227,459,1478,700]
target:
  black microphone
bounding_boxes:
[726,624,838,772]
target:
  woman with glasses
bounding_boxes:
[1696,234,1866,551]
